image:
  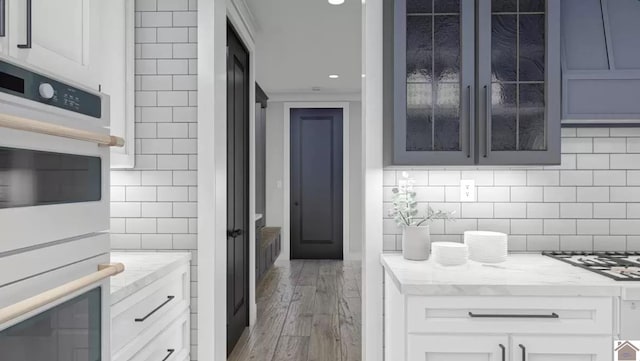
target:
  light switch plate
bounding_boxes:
[460,180,475,202]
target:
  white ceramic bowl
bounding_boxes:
[432,242,468,266]
[464,231,508,263]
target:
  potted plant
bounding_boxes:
[389,172,456,261]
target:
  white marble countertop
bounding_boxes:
[110,251,191,305]
[381,253,640,299]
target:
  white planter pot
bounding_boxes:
[402,225,431,261]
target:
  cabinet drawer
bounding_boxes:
[407,296,613,335]
[130,312,190,361]
[112,265,190,353]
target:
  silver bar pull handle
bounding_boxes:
[499,344,506,361]
[0,0,6,37]
[17,0,32,48]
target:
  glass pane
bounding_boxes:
[434,0,459,13]
[407,16,433,83]
[520,0,545,12]
[519,83,545,150]
[407,0,432,13]
[0,147,101,209]
[519,14,545,81]
[407,83,433,151]
[434,83,460,151]
[0,288,102,361]
[492,0,517,12]
[491,15,517,82]
[434,15,460,82]
[491,83,517,151]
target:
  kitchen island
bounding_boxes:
[381,253,640,361]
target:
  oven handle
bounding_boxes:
[0,263,125,325]
[0,113,125,147]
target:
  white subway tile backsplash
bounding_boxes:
[561,137,593,153]
[158,155,189,170]
[628,171,640,185]
[527,171,559,186]
[577,128,609,137]
[561,171,593,186]
[112,171,141,186]
[141,43,173,59]
[158,59,189,74]
[611,220,640,235]
[428,171,460,185]
[494,203,526,218]
[494,171,526,186]
[511,187,543,202]
[413,187,445,202]
[478,219,510,234]
[577,220,610,235]
[461,170,494,186]
[126,187,157,202]
[527,203,559,219]
[112,202,142,218]
[110,234,142,249]
[173,11,197,26]
[593,203,626,219]
[611,154,640,169]
[594,138,626,153]
[174,203,197,217]
[141,12,173,27]
[141,202,173,218]
[576,187,610,202]
[477,187,510,202]
[126,218,157,233]
[383,171,396,186]
[141,234,173,249]
[141,139,173,154]
[445,219,477,234]
[593,170,626,186]
[462,203,493,218]
[141,171,173,186]
[543,187,576,202]
[527,236,560,251]
[576,154,609,169]
[174,171,197,185]
[611,187,640,202]
[141,107,173,122]
[594,236,626,251]
[158,218,189,233]
[560,235,593,251]
[544,219,576,234]
[157,28,189,43]
[509,235,527,251]
[560,203,593,219]
[627,204,640,219]
[158,186,189,201]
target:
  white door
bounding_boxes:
[511,335,612,361]
[8,0,100,87]
[408,335,508,361]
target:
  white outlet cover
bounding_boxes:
[460,180,475,202]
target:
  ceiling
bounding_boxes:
[245,0,362,96]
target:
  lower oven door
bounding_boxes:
[0,253,111,361]
[0,124,109,253]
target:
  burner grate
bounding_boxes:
[542,251,640,281]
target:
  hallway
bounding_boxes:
[228,260,362,361]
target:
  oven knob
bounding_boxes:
[38,83,55,100]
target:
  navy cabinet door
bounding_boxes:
[393,0,476,165]
[477,0,561,165]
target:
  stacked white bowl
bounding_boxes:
[431,242,469,266]
[464,231,508,263]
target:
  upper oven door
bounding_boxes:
[0,60,109,254]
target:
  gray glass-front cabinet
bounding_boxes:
[394,0,560,165]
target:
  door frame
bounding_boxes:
[282,102,351,261]
[197,0,258,360]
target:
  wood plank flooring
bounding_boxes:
[228,260,362,361]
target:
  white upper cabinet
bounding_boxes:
[7,0,101,88]
[2,0,135,168]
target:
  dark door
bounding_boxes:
[226,24,249,355]
[290,108,343,259]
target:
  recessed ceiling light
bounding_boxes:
[329,74,340,79]
[328,0,344,5]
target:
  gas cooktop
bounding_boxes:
[543,251,640,281]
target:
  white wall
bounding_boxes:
[110,0,198,359]
[265,100,363,256]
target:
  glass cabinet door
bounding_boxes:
[477,0,561,165]
[394,0,476,165]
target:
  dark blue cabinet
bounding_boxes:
[562,0,640,124]
[393,0,561,165]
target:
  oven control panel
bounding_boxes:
[0,59,102,118]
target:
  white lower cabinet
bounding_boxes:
[408,335,508,361]
[112,264,191,361]
[510,335,611,361]
[384,273,614,361]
